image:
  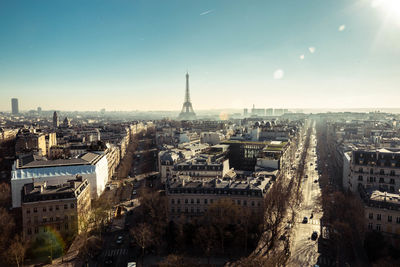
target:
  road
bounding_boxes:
[288,123,325,267]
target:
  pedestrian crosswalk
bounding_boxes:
[105,248,128,257]
[297,219,320,225]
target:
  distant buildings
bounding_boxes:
[21,176,91,240]
[53,111,59,128]
[11,98,19,115]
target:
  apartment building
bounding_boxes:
[349,148,400,193]
[360,186,400,236]
[21,177,91,240]
[166,176,272,222]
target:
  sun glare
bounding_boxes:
[372,0,400,24]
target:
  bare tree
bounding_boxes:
[193,226,216,263]
[205,198,240,253]
[130,223,153,265]
[6,235,27,267]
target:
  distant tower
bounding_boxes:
[11,98,19,115]
[53,111,59,128]
[178,72,196,120]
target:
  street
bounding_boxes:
[288,123,325,267]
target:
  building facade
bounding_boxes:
[349,149,400,193]
[11,152,108,208]
[166,176,271,222]
[21,177,91,240]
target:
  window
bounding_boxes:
[210,199,213,204]
[27,228,32,235]
[43,207,46,212]
[379,178,384,183]
[390,179,395,184]
[26,209,30,214]
[33,207,37,213]
[49,206,53,211]
[197,199,200,204]
[50,217,53,222]
[70,203,74,209]
[376,224,381,231]
[56,205,59,210]
[368,223,373,230]
[377,214,382,221]
[369,177,374,183]
[237,200,241,205]
[191,199,194,204]
[243,200,247,206]
[370,169,374,174]
[252,201,255,207]
[43,218,47,223]
[43,227,47,233]
[171,199,175,204]
[64,204,68,209]
[56,216,60,221]
[380,169,385,175]
[177,199,180,204]
[396,217,400,224]
[390,170,395,176]
[34,227,38,234]
[204,199,208,204]
[171,208,175,213]
[71,215,75,220]
[65,223,68,230]
[369,213,373,219]
[56,224,61,230]
[358,175,363,181]
[64,215,68,221]
[388,215,392,222]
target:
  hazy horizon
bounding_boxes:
[1,0,399,111]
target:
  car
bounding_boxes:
[132,190,137,196]
[311,231,318,240]
[105,256,113,265]
[305,175,308,178]
[314,179,318,183]
[303,217,308,223]
[310,163,313,166]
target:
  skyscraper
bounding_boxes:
[53,111,59,128]
[11,98,19,115]
[178,72,196,120]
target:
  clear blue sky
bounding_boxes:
[0,0,399,111]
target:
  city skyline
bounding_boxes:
[1,0,399,111]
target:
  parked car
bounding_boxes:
[311,231,318,240]
[105,256,113,265]
[303,217,308,223]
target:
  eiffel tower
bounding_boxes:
[178,72,196,120]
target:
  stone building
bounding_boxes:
[21,177,91,240]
